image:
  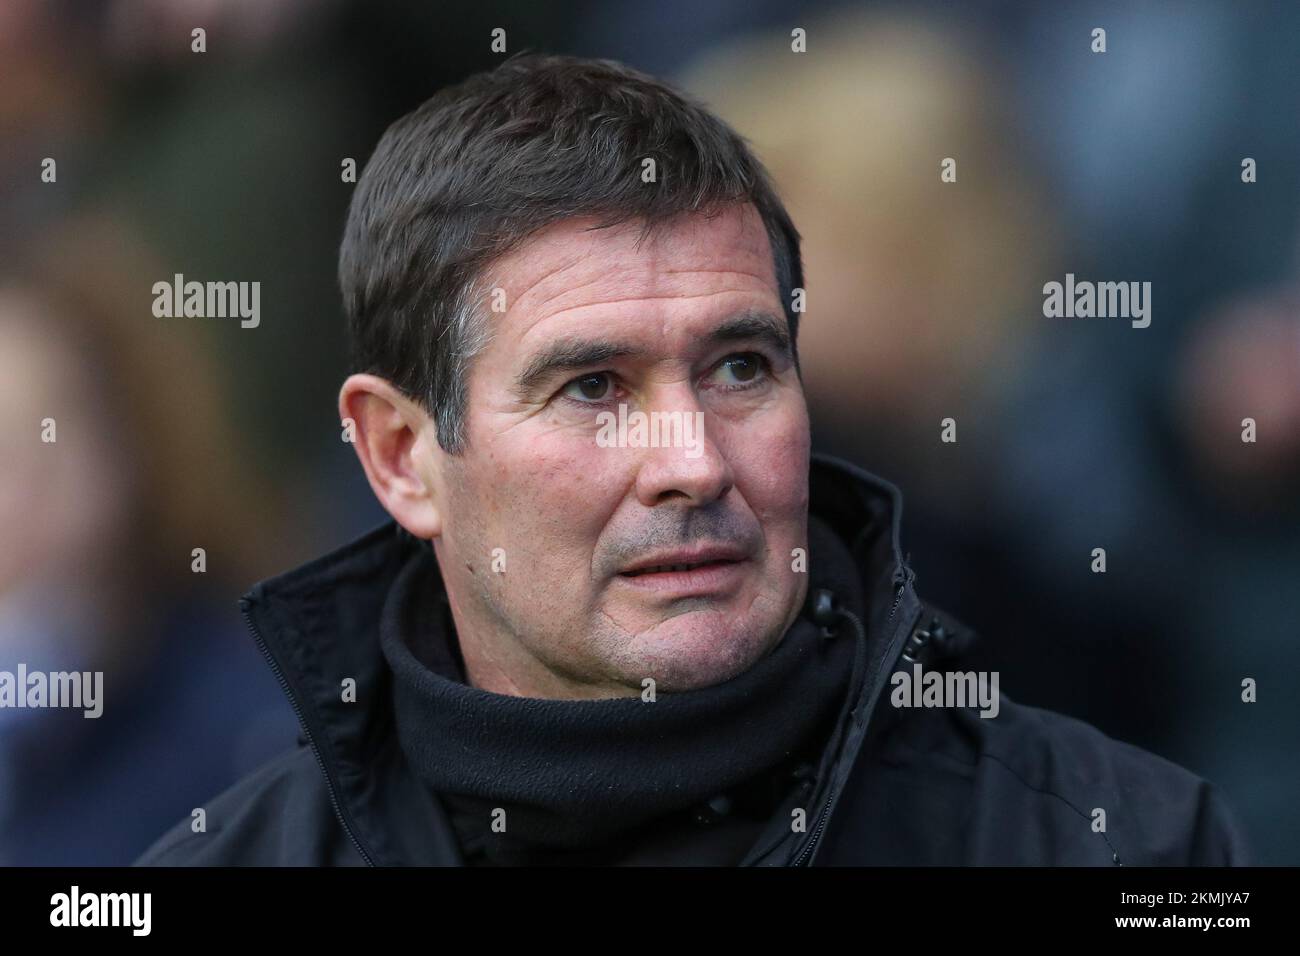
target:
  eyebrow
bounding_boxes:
[711,311,793,358]
[511,309,793,399]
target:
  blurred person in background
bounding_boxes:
[0,219,297,864]
[986,0,1300,863]
[1164,283,1300,861]
[683,11,1053,514]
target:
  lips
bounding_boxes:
[619,547,748,577]
[622,560,734,577]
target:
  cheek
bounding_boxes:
[477,430,626,560]
[726,403,811,523]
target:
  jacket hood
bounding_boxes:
[238,452,937,865]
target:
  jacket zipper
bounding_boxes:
[790,794,833,866]
[241,603,377,867]
[789,572,913,866]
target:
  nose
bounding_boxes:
[631,394,734,508]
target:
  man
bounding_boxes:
[138,54,1249,866]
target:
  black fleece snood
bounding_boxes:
[380,520,862,863]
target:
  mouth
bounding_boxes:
[620,559,739,577]
[619,545,749,577]
[616,548,750,596]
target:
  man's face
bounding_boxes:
[423,202,810,698]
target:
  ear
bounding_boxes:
[338,374,444,539]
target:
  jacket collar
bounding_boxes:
[239,452,923,865]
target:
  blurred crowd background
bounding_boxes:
[2,0,1298,864]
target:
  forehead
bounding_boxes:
[484,203,780,331]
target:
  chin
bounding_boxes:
[625,617,783,692]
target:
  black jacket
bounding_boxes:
[136,454,1251,866]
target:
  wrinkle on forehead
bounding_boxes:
[485,206,780,345]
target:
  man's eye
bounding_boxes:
[712,353,768,387]
[561,372,615,403]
